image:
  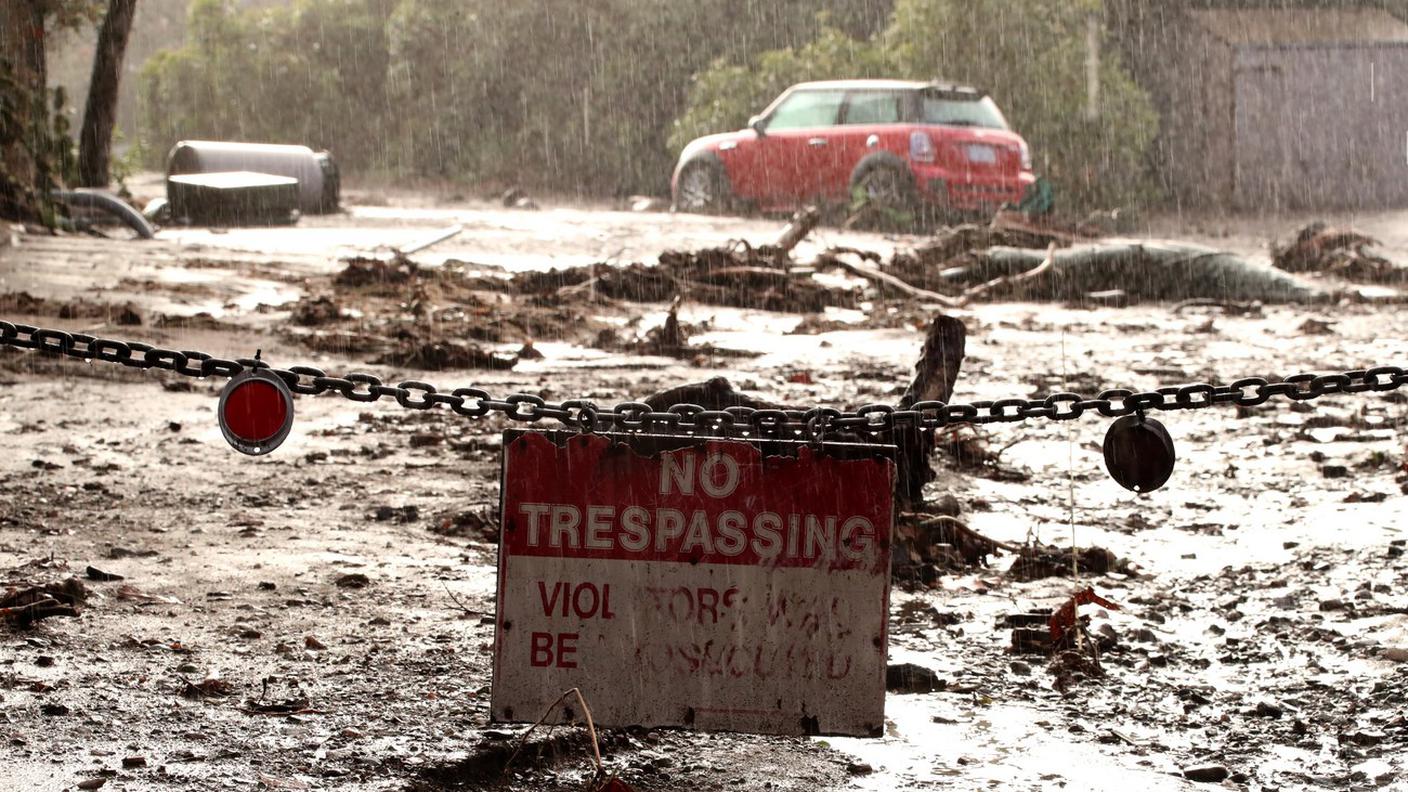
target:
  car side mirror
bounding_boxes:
[748,115,767,137]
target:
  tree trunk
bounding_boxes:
[78,0,138,188]
[0,0,49,222]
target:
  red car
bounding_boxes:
[671,79,1035,220]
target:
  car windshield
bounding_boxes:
[920,94,1009,129]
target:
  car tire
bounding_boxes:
[675,159,732,215]
[848,159,921,230]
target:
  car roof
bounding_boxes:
[789,79,983,94]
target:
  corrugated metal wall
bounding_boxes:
[1232,44,1408,209]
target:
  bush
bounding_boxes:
[138,0,894,194]
[672,0,1161,210]
[885,0,1159,209]
[139,0,393,170]
[668,26,894,156]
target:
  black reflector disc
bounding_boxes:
[1102,415,1175,493]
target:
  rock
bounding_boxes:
[1319,599,1346,612]
[1252,701,1283,718]
[1183,764,1230,783]
[85,565,125,582]
[77,779,106,790]
[1322,464,1349,479]
[1342,730,1386,746]
[1009,661,1032,676]
[122,756,147,768]
[373,505,420,523]
[334,573,371,589]
[886,663,946,694]
[846,762,874,776]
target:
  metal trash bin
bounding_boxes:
[166,140,339,214]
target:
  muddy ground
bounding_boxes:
[1,187,1407,792]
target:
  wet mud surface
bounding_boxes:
[1,192,1406,791]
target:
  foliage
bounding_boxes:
[674,0,1159,210]
[139,0,395,169]
[884,0,1159,208]
[0,0,98,223]
[138,0,894,194]
[668,26,895,156]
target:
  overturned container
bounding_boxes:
[167,171,300,226]
[166,140,339,214]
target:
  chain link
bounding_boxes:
[4,320,1406,440]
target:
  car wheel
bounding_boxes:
[675,160,731,214]
[854,164,916,214]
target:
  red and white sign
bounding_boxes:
[492,432,893,737]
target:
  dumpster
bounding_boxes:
[166,140,339,214]
[167,171,300,226]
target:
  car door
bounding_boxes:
[753,89,846,207]
[831,90,907,200]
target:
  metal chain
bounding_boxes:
[3,320,1405,440]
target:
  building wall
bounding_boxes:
[1231,43,1408,209]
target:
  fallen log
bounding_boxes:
[943,239,1327,303]
[772,206,822,261]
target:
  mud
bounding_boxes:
[1,187,1407,791]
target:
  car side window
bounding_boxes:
[765,91,846,130]
[843,92,902,124]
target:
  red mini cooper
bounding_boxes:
[671,79,1035,220]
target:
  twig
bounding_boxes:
[441,581,478,616]
[503,687,603,777]
[902,512,1022,554]
[818,248,963,307]
[960,241,1057,302]
[394,224,463,256]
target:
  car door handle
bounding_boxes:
[807,138,828,147]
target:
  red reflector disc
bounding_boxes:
[223,380,287,442]
[218,370,295,455]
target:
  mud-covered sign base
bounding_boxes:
[492,431,895,737]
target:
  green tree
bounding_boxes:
[885,0,1158,207]
[140,0,393,168]
[672,0,1160,209]
[669,25,895,156]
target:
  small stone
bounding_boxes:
[1183,764,1230,783]
[1322,464,1349,479]
[122,756,147,768]
[1319,599,1345,612]
[1342,730,1386,746]
[41,703,69,716]
[1252,701,1283,718]
[846,762,874,776]
[1009,661,1031,676]
[885,663,945,694]
[76,779,106,790]
[35,656,54,668]
[335,573,370,589]
[305,635,327,650]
